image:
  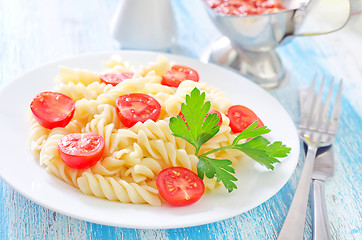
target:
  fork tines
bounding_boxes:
[299,74,343,144]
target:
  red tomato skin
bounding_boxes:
[179,109,222,126]
[115,93,161,128]
[30,91,75,129]
[156,167,205,206]
[227,105,264,133]
[58,133,105,169]
[100,72,134,86]
[161,65,199,88]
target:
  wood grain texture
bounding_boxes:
[0,0,361,239]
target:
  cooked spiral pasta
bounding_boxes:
[28,55,245,206]
[103,54,137,73]
[57,66,100,86]
[55,81,113,101]
[77,172,161,206]
[138,55,172,77]
[29,115,50,158]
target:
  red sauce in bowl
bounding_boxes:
[205,0,286,16]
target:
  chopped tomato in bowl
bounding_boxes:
[205,0,286,16]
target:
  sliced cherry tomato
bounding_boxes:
[227,105,264,133]
[178,109,222,127]
[161,65,199,88]
[30,91,75,129]
[156,167,205,206]
[100,72,134,86]
[116,93,161,127]
[58,133,105,169]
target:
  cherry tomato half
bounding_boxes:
[156,167,205,206]
[116,93,161,127]
[179,109,222,127]
[58,133,105,169]
[227,105,264,133]
[30,91,75,129]
[100,72,134,86]
[161,65,199,88]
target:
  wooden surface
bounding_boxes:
[0,0,361,239]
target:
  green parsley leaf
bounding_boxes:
[197,156,237,192]
[198,112,220,147]
[232,136,291,170]
[232,120,270,145]
[169,115,195,146]
[169,88,220,154]
[266,141,291,158]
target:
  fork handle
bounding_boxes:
[278,146,317,240]
[312,179,332,240]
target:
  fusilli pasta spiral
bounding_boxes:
[29,55,245,206]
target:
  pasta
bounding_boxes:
[28,55,245,206]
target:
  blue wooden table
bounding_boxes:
[0,0,361,239]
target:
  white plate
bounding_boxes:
[0,51,299,229]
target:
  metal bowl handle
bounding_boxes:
[286,0,361,39]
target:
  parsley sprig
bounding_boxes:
[169,88,291,192]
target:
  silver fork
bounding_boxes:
[278,75,342,240]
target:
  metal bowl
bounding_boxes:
[201,0,361,88]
